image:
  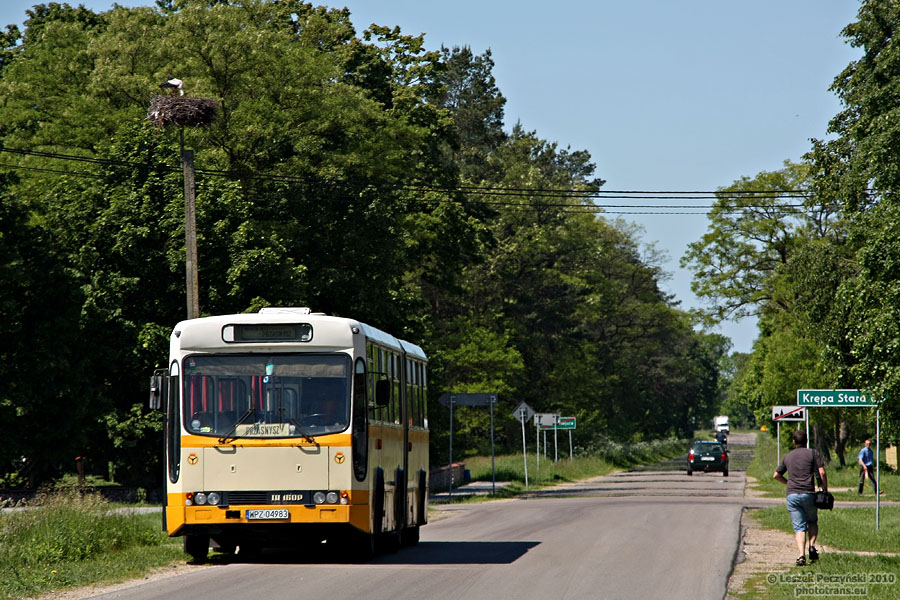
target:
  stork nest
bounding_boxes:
[147,95,217,128]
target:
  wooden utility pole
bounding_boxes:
[148,86,216,320]
[182,130,199,319]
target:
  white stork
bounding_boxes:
[159,78,184,96]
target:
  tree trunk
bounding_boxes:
[812,423,831,463]
[832,412,849,467]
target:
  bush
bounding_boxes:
[0,489,175,598]
[577,436,687,467]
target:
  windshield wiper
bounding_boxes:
[278,408,317,446]
[291,419,318,445]
[218,407,256,445]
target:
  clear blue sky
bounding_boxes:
[1,1,864,353]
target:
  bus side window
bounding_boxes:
[391,352,401,424]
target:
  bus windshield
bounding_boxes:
[182,353,351,438]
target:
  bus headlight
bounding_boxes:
[325,491,339,504]
[194,492,207,505]
[207,492,221,506]
[313,492,326,504]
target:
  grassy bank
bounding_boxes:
[460,437,688,497]
[739,507,900,600]
[738,431,900,599]
[0,490,185,600]
[747,431,898,503]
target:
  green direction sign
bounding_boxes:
[797,389,880,407]
[541,416,576,430]
[556,417,576,430]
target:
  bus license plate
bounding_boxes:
[245,509,290,520]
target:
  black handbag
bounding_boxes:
[810,448,834,509]
[815,490,834,510]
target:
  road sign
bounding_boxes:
[797,389,880,407]
[438,393,498,407]
[556,416,576,430]
[772,405,806,422]
[540,416,576,430]
[441,391,501,499]
[796,388,884,532]
[512,402,534,422]
[534,413,558,427]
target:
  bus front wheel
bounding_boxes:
[184,534,209,562]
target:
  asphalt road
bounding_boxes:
[93,434,760,600]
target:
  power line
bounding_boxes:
[0,162,106,179]
[0,145,837,215]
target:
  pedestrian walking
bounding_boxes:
[857,437,881,495]
[774,430,828,566]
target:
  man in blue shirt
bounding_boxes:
[857,437,880,495]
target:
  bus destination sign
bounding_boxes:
[223,323,313,343]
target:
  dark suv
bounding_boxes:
[687,441,729,476]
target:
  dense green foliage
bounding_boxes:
[0,1,723,486]
[684,0,900,462]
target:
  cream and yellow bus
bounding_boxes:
[149,307,428,560]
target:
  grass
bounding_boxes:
[0,490,186,600]
[743,553,900,600]
[747,431,899,503]
[737,431,900,599]
[738,508,900,600]
[456,437,689,499]
[755,505,900,553]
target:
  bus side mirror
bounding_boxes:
[149,373,164,411]
[375,379,390,407]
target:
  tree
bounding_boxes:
[0,1,473,484]
[805,0,900,437]
[683,157,867,457]
[430,123,719,443]
[0,1,730,485]
[681,161,829,322]
[0,173,92,485]
[430,45,507,181]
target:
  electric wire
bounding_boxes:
[0,145,839,216]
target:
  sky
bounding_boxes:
[1,1,864,353]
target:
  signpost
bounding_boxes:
[513,402,534,488]
[534,413,557,468]
[796,389,883,530]
[439,393,499,498]
[538,416,577,461]
[772,406,807,465]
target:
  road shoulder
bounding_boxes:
[727,507,800,599]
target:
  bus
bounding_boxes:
[149,307,428,560]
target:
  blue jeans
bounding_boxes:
[786,493,818,533]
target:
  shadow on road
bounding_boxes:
[207,540,540,566]
[375,541,540,565]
